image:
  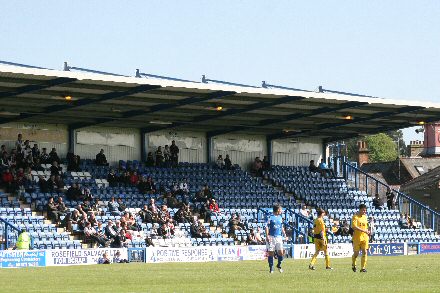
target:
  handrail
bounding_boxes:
[0,217,22,249]
[285,208,334,244]
[344,161,440,233]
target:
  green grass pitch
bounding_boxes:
[1,254,439,292]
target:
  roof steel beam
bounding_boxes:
[0,84,161,125]
[268,106,425,140]
[70,90,236,130]
[142,95,305,133]
[0,77,77,100]
[206,101,367,137]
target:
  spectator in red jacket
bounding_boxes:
[1,168,14,192]
[129,171,139,186]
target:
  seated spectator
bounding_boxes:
[0,144,7,156]
[262,155,271,171]
[216,155,224,169]
[158,222,173,238]
[98,252,111,264]
[174,204,192,223]
[40,148,50,164]
[155,146,164,167]
[129,171,140,186]
[178,178,189,195]
[108,197,120,215]
[38,175,49,193]
[95,149,109,166]
[65,209,81,232]
[31,143,40,159]
[84,222,110,247]
[67,155,81,172]
[57,197,68,215]
[49,148,61,165]
[47,197,61,223]
[1,168,14,192]
[66,183,83,201]
[252,157,263,177]
[50,161,62,176]
[1,153,9,171]
[138,205,153,223]
[400,214,410,229]
[208,198,220,215]
[373,194,384,209]
[247,228,264,245]
[55,175,65,192]
[113,251,129,263]
[117,198,127,213]
[195,184,213,202]
[224,154,233,170]
[299,205,311,219]
[149,198,158,214]
[308,160,320,173]
[104,220,118,241]
[146,152,155,167]
[318,159,336,178]
[228,213,245,237]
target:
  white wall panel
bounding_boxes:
[74,127,141,164]
[272,138,323,166]
[0,122,68,157]
[146,131,207,163]
[212,135,267,169]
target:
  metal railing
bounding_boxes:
[344,162,440,233]
[285,208,334,244]
[0,217,22,249]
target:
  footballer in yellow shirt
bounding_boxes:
[351,204,370,273]
[309,209,332,270]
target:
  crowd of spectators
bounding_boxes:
[146,140,179,168]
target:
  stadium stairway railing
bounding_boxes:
[0,217,25,249]
[284,208,334,244]
[344,161,440,234]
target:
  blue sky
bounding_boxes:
[1,1,439,143]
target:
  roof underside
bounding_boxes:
[1,65,440,142]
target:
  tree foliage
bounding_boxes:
[344,132,401,163]
[365,133,398,162]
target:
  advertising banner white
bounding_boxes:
[145,245,267,263]
[293,243,353,259]
[45,248,128,266]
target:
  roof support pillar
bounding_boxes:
[207,133,213,164]
[141,130,147,162]
[266,136,273,166]
[68,125,75,154]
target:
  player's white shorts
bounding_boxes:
[266,236,284,251]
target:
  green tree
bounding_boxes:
[365,133,398,162]
[344,132,399,163]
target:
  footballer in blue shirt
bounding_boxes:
[265,204,286,273]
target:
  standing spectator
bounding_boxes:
[68,155,81,172]
[163,145,171,167]
[252,157,263,177]
[386,188,395,209]
[49,148,61,165]
[15,133,24,149]
[107,169,118,187]
[95,149,108,166]
[216,155,224,169]
[155,146,164,167]
[224,154,233,170]
[146,152,155,167]
[170,140,179,167]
